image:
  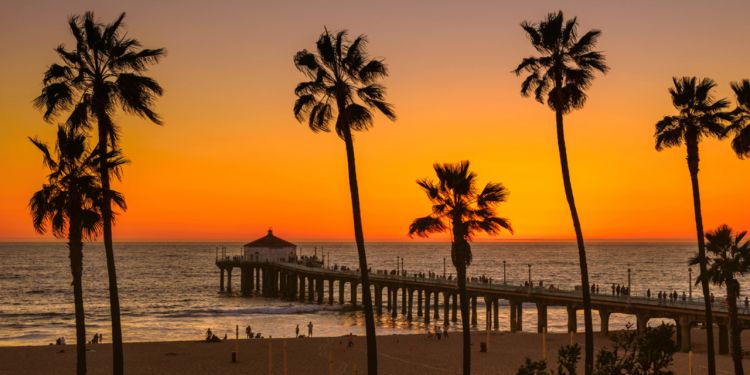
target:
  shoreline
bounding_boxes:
[1,330,748,374]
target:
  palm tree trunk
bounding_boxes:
[727,280,743,375]
[456,263,471,375]
[95,108,124,375]
[555,109,594,375]
[687,139,716,375]
[341,126,377,375]
[68,197,86,375]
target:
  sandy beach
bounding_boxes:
[1,330,748,375]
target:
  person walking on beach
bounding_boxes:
[307,321,313,337]
[296,324,300,338]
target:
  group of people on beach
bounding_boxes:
[294,321,314,338]
[244,325,263,339]
[426,323,450,341]
[204,328,227,342]
[89,333,103,344]
[52,333,102,346]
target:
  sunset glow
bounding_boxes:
[1,0,749,241]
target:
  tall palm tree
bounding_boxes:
[292,28,396,375]
[409,161,512,375]
[729,79,750,158]
[513,11,608,374]
[655,77,731,375]
[34,12,165,373]
[691,225,750,375]
[29,124,126,375]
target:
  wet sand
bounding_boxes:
[0,330,747,374]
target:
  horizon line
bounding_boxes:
[0,237,697,244]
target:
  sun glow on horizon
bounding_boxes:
[1,1,749,242]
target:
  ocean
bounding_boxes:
[0,241,713,346]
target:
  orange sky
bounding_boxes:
[1,0,749,242]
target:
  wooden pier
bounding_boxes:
[216,256,750,354]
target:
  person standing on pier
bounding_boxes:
[295,324,300,338]
[307,321,314,337]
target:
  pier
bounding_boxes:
[216,256,750,354]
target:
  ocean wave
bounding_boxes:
[0,311,69,319]
[157,304,346,318]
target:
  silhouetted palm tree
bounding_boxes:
[409,161,512,375]
[729,79,750,158]
[34,12,165,374]
[691,225,750,375]
[29,124,126,375]
[513,11,608,374]
[655,77,731,375]
[293,28,396,375]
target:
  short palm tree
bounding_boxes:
[691,225,750,375]
[293,28,396,375]
[655,77,731,375]
[513,11,608,374]
[34,12,165,373]
[29,124,126,375]
[409,161,512,375]
[729,79,750,158]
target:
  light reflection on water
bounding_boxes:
[0,241,722,346]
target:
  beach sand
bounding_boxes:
[1,329,748,374]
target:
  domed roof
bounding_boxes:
[243,229,296,248]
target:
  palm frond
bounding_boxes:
[408,216,445,238]
[293,28,395,138]
[515,11,607,113]
[115,73,164,125]
[411,161,512,244]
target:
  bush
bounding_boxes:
[516,324,678,375]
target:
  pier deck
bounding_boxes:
[216,257,748,354]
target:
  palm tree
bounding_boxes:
[34,12,165,373]
[655,77,731,375]
[513,11,608,374]
[29,124,126,375]
[292,28,396,374]
[729,79,750,158]
[691,225,750,375]
[409,161,512,375]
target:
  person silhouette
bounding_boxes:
[296,324,300,337]
[307,321,314,337]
